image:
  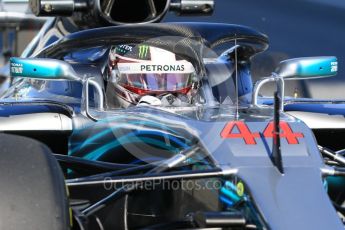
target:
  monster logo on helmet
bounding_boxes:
[138,45,149,59]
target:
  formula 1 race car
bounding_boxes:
[1,0,345,229]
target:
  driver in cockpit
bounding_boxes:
[106,44,201,108]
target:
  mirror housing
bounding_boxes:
[170,0,214,16]
[9,57,104,113]
[10,57,80,81]
[275,56,338,80]
[30,0,91,16]
[253,56,338,110]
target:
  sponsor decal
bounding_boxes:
[221,121,304,145]
[117,61,195,74]
[10,62,23,74]
[331,61,338,72]
[140,64,185,72]
[116,45,133,55]
[118,65,131,72]
[236,182,244,197]
[138,45,149,59]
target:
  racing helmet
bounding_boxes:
[107,44,198,108]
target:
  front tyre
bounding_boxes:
[0,134,70,230]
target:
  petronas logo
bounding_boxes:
[139,45,149,59]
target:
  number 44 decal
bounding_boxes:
[221,121,304,145]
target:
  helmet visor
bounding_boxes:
[118,73,193,95]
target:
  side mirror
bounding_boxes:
[253,56,338,110]
[9,57,104,112]
[10,57,80,81]
[275,56,338,80]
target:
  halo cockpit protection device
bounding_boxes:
[30,0,214,26]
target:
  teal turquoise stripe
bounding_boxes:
[135,130,189,148]
[84,136,179,160]
[220,187,240,203]
[224,181,237,191]
[72,115,180,135]
[69,126,188,155]
[219,195,234,206]
[70,121,180,154]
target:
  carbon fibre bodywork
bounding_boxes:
[0,19,343,229]
[64,105,343,229]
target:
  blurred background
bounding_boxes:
[165,0,345,99]
[0,0,344,98]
